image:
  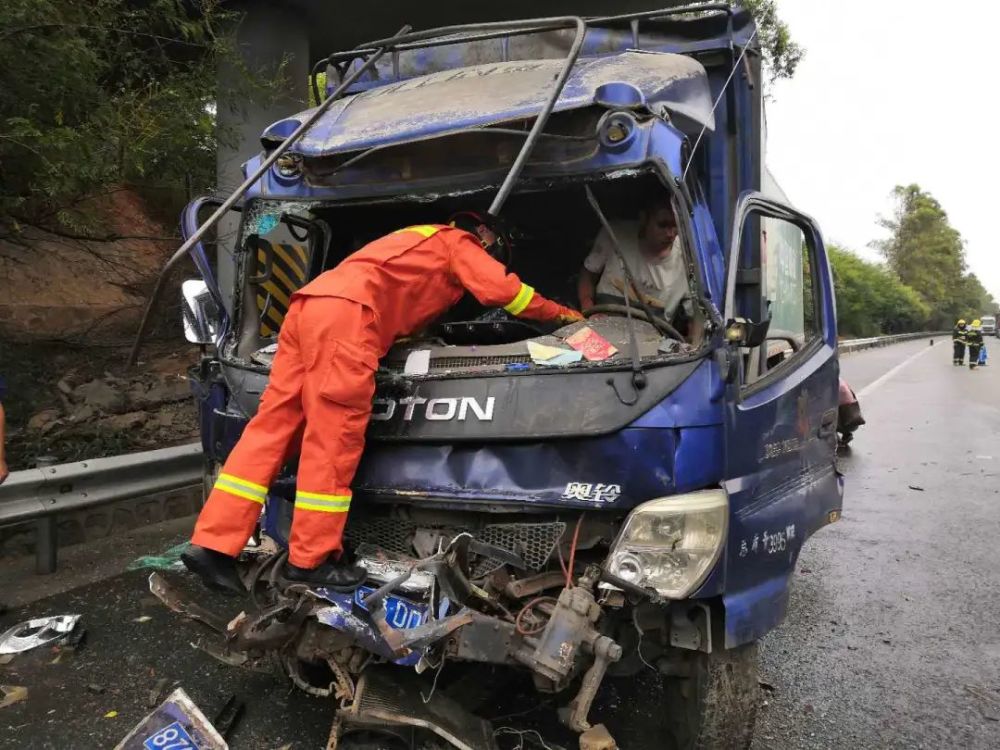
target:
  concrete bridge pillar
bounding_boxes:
[215,0,310,303]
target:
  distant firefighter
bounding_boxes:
[966,320,984,370]
[952,319,968,365]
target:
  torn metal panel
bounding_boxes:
[280,52,713,158]
[313,589,422,666]
[344,667,498,750]
[148,572,229,633]
[0,615,80,655]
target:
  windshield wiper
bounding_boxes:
[584,185,657,406]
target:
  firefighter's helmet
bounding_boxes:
[448,211,512,266]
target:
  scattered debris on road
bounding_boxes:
[127,542,190,572]
[113,688,229,750]
[907,485,925,491]
[148,572,228,633]
[148,677,169,708]
[578,723,617,750]
[0,614,81,654]
[212,694,246,740]
[0,685,28,710]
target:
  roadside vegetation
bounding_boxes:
[833,184,996,337]
[0,0,283,243]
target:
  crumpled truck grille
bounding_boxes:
[345,517,566,578]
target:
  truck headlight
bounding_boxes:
[605,489,728,599]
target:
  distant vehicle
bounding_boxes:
[980,315,996,336]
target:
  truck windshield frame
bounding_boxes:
[220,166,713,377]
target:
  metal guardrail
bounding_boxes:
[0,443,202,574]
[839,331,947,354]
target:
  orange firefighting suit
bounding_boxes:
[191,225,579,568]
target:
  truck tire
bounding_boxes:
[661,642,760,750]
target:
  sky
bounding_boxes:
[764,0,1000,301]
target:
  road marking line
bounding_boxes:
[856,343,937,398]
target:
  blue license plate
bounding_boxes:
[143,721,198,750]
[353,585,427,630]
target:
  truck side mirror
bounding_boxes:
[181,279,221,346]
[725,315,772,348]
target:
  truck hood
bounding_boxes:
[229,317,705,442]
[266,51,713,158]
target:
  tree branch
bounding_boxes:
[13,220,178,243]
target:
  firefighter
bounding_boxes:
[967,319,984,370]
[182,215,583,593]
[952,319,968,365]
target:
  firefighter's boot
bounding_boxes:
[283,560,366,592]
[181,544,245,594]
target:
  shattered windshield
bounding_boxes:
[231,175,707,374]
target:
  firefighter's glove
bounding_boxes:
[557,307,585,325]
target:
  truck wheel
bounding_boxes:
[661,642,760,750]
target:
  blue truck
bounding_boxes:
[145,5,843,748]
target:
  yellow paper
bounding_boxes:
[527,341,571,362]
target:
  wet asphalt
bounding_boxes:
[752,337,1000,749]
[1,337,998,749]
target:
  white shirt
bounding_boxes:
[583,220,693,320]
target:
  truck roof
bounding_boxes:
[268,51,713,159]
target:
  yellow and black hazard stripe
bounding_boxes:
[255,240,309,337]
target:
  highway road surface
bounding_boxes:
[1,337,998,749]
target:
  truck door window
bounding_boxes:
[735,212,823,386]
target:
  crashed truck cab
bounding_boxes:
[169,7,843,748]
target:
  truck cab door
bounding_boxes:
[720,193,843,646]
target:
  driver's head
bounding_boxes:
[449,211,511,266]
[638,197,678,260]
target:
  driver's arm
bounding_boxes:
[579,229,610,310]
[679,297,704,347]
[447,230,580,323]
[577,269,600,311]
[687,314,705,346]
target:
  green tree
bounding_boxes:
[828,244,929,336]
[738,0,804,82]
[957,272,997,322]
[0,0,283,238]
[873,184,972,328]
